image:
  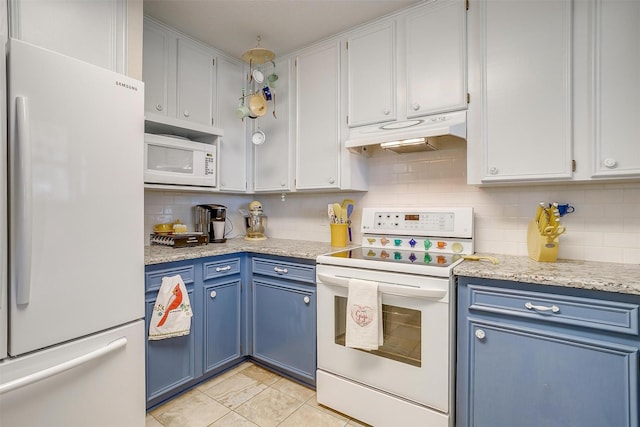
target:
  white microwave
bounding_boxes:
[144,133,216,188]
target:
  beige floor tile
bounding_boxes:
[209,411,260,427]
[151,389,230,427]
[198,362,254,392]
[235,388,304,427]
[145,414,163,427]
[346,418,373,427]
[270,377,316,402]
[305,397,350,422]
[278,404,349,427]
[203,373,269,409]
[240,364,281,386]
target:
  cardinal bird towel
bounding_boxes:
[148,274,193,340]
[345,278,383,351]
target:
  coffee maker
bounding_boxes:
[194,204,227,243]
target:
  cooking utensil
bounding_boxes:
[341,199,355,241]
[332,203,343,223]
[248,93,267,117]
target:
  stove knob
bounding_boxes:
[380,237,390,246]
[367,238,376,244]
[394,239,402,246]
[409,238,417,248]
[424,240,432,250]
[437,241,447,249]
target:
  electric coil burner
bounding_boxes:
[315,207,474,427]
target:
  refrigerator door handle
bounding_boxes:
[0,337,128,395]
[14,96,33,305]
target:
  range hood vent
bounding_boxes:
[345,110,466,153]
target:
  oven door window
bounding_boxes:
[147,145,194,174]
[334,296,421,367]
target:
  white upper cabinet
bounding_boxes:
[9,0,127,73]
[143,19,176,117]
[216,56,247,192]
[176,38,216,127]
[467,0,574,183]
[295,41,341,190]
[588,0,640,178]
[347,22,396,127]
[254,58,293,192]
[405,0,467,117]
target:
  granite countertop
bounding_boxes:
[454,253,640,296]
[145,237,356,265]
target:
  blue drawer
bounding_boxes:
[145,263,195,293]
[203,257,241,280]
[252,258,316,284]
[467,284,640,335]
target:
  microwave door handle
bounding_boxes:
[317,273,446,300]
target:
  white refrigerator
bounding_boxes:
[0,39,146,426]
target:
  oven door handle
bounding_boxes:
[317,274,447,300]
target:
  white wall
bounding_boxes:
[145,140,640,264]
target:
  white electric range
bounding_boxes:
[316,207,474,427]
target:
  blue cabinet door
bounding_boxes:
[252,279,316,385]
[466,320,638,427]
[203,278,242,373]
[145,288,196,403]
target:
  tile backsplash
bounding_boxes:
[145,140,640,264]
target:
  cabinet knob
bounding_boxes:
[155,104,163,111]
[210,290,217,299]
[411,103,421,112]
[488,166,499,175]
[328,178,336,184]
[603,158,617,169]
[303,296,310,304]
[281,181,286,187]
[274,267,288,274]
[183,110,190,118]
[475,329,486,340]
[383,109,390,116]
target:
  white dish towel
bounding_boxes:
[148,274,193,340]
[345,278,383,351]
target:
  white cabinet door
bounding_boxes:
[176,37,216,127]
[10,0,127,73]
[295,41,341,190]
[217,56,247,191]
[143,19,176,117]
[406,0,467,118]
[347,22,396,127]
[590,0,640,177]
[467,0,573,183]
[254,59,293,192]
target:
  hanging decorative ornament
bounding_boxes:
[242,36,275,65]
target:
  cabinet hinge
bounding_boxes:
[346,115,349,125]
[467,93,470,104]
[346,41,349,50]
[466,0,469,10]
[212,58,215,66]
[572,160,577,172]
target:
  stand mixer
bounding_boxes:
[244,200,267,241]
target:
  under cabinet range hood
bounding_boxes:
[345,110,466,153]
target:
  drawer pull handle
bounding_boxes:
[215,265,232,272]
[274,267,288,274]
[525,302,560,313]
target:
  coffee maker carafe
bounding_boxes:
[194,204,227,243]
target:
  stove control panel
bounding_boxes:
[361,207,473,238]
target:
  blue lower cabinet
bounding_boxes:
[203,279,242,373]
[457,276,640,427]
[145,288,196,406]
[252,278,317,386]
